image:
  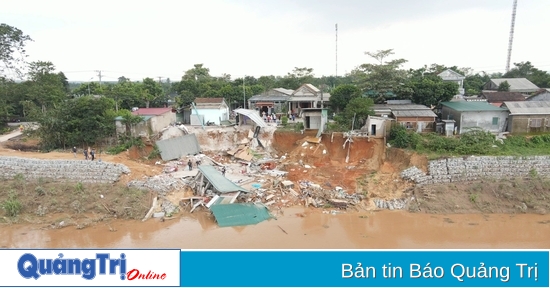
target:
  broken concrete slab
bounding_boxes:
[156,134,201,161]
[282,180,294,188]
[305,137,322,144]
[171,170,199,178]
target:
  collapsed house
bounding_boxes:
[186,165,273,227]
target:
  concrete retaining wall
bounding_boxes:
[0,156,130,183]
[401,155,550,185]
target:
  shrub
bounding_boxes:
[389,125,420,149]
[294,122,304,132]
[2,193,22,217]
[147,145,161,160]
[281,116,288,126]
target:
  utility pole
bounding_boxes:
[243,76,246,109]
[335,23,338,78]
[95,70,102,87]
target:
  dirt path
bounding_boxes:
[0,130,22,143]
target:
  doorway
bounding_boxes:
[371,124,377,136]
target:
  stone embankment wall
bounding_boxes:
[0,156,130,183]
[401,155,550,185]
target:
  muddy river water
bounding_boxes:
[1,209,549,249]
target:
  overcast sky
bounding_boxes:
[2,0,549,82]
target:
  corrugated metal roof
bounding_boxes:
[114,116,151,121]
[372,104,432,110]
[194,97,224,104]
[249,95,289,102]
[210,203,272,227]
[392,110,437,117]
[480,92,525,102]
[155,134,201,161]
[502,101,550,115]
[441,101,508,112]
[132,108,172,116]
[288,96,318,102]
[234,109,267,128]
[198,165,249,193]
[489,78,539,92]
[437,69,465,80]
[273,88,294,95]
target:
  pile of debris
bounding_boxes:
[127,175,186,197]
[240,179,365,210]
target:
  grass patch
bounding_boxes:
[389,125,550,157]
[0,179,150,222]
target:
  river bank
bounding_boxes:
[1,209,549,249]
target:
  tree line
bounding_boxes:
[2,23,550,150]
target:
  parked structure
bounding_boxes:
[526,89,550,101]
[483,78,539,93]
[115,107,175,136]
[440,102,509,134]
[287,84,330,115]
[248,88,293,115]
[191,98,230,126]
[372,100,437,133]
[301,108,328,131]
[438,69,465,95]
[364,115,393,138]
[479,91,525,107]
[502,101,550,134]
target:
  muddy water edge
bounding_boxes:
[1,209,549,249]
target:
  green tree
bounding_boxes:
[498,81,510,92]
[329,84,361,113]
[140,77,163,108]
[503,61,550,88]
[352,49,408,103]
[0,24,33,77]
[26,61,68,113]
[31,96,116,150]
[464,72,490,96]
[409,76,458,107]
[340,97,374,129]
[117,109,143,135]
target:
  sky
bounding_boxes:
[2,0,549,82]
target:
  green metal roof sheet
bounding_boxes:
[114,115,151,121]
[441,101,507,112]
[198,165,249,193]
[210,203,273,227]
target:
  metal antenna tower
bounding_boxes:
[506,0,518,72]
[335,23,338,77]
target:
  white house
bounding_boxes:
[438,69,465,96]
[191,98,230,125]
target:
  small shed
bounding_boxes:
[502,101,550,134]
[363,115,392,138]
[114,107,174,136]
[441,120,456,137]
[441,102,509,134]
[300,108,328,130]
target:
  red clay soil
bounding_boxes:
[273,131,386,193]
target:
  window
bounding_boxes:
[492,117,499,126]
[530,118,542,128]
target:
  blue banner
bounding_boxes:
[179,250,549,287]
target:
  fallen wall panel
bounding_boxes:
[156,134,201,161]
